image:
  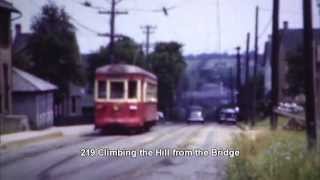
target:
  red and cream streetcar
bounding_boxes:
[94,64,158,131]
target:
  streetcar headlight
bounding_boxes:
[129,105,138,110]
[113,105,119,111]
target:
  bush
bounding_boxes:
[228,130,320,180]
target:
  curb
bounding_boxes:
[0,131,64,150]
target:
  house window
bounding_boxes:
[110,81,125,99]
[97,80,107,99]
[0,12,10,48]
[3,64,9,112]
[128,80,138,99]
[71,96,76,113]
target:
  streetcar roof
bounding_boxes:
[96,64,157,79]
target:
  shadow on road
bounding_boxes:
[82,126,150,137]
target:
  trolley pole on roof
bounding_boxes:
[98,0,128,64]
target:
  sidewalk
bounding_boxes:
[0,125,94,149]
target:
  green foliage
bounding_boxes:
[12,51,33,70]
[149,42,186,118]
[113,37,146,67]
[28,3,85,102]
[228,130,320,180]
[86,37,146,89]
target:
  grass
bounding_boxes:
[228,120,320,180]
[237,117,290,130]
[255,117,289,129]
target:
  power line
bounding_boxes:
[69,16,103,35]
[124,0,199,15]
[69,0,109,11]
[98,0,128,64]
[258,15,272,39]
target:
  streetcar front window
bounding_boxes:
[97,80,107,99]
[110,81,125,99]
[128,80,138,99]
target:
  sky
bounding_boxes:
[9,0,320,55]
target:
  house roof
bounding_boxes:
[263,28,320,65]
[13,68,58,92]
[0,0,19,13]
[281,29,320,54]
[265,28,320,56]
[96,64,157,79]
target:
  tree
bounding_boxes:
[86,37,146,89]
[113,37,146,67]
[149,42,186,119]
[28,3,85,102]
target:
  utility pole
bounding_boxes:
[141,25,156,61]
[303,0,318,150]
[317,0,320,25]
[236,46,241,91]
[99,0,128,64]
[230,68,236,106]
[270,0,280,130]
[245,33,251,124]
[236,46,242,121]
[252,6,259,127]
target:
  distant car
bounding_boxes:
[157,111,165,121]
[187,106,205,124]
[277,102,304,113]
[219,107,238,123]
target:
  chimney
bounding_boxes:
[283,21,288,30]
[15,24,21,36]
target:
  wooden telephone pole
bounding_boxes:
[99,0,128,64]
[252,6,259,127]
[270,0,280,130]
[244,33,251,124]
[141,25,156,61]
[303,0,318,150]
[236,46,242,110]
[230,68,236,106]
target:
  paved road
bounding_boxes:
[0,123,240,180]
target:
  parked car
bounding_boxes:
[218,107,238,123]
[187,106,205,124]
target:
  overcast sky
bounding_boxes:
[10,0,320,55]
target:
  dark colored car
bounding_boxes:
[218,107,239,123]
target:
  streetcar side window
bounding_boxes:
[97,80,107,99]
[128,80,138,99]
[110,81,125,99]
[146,83,157,102]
